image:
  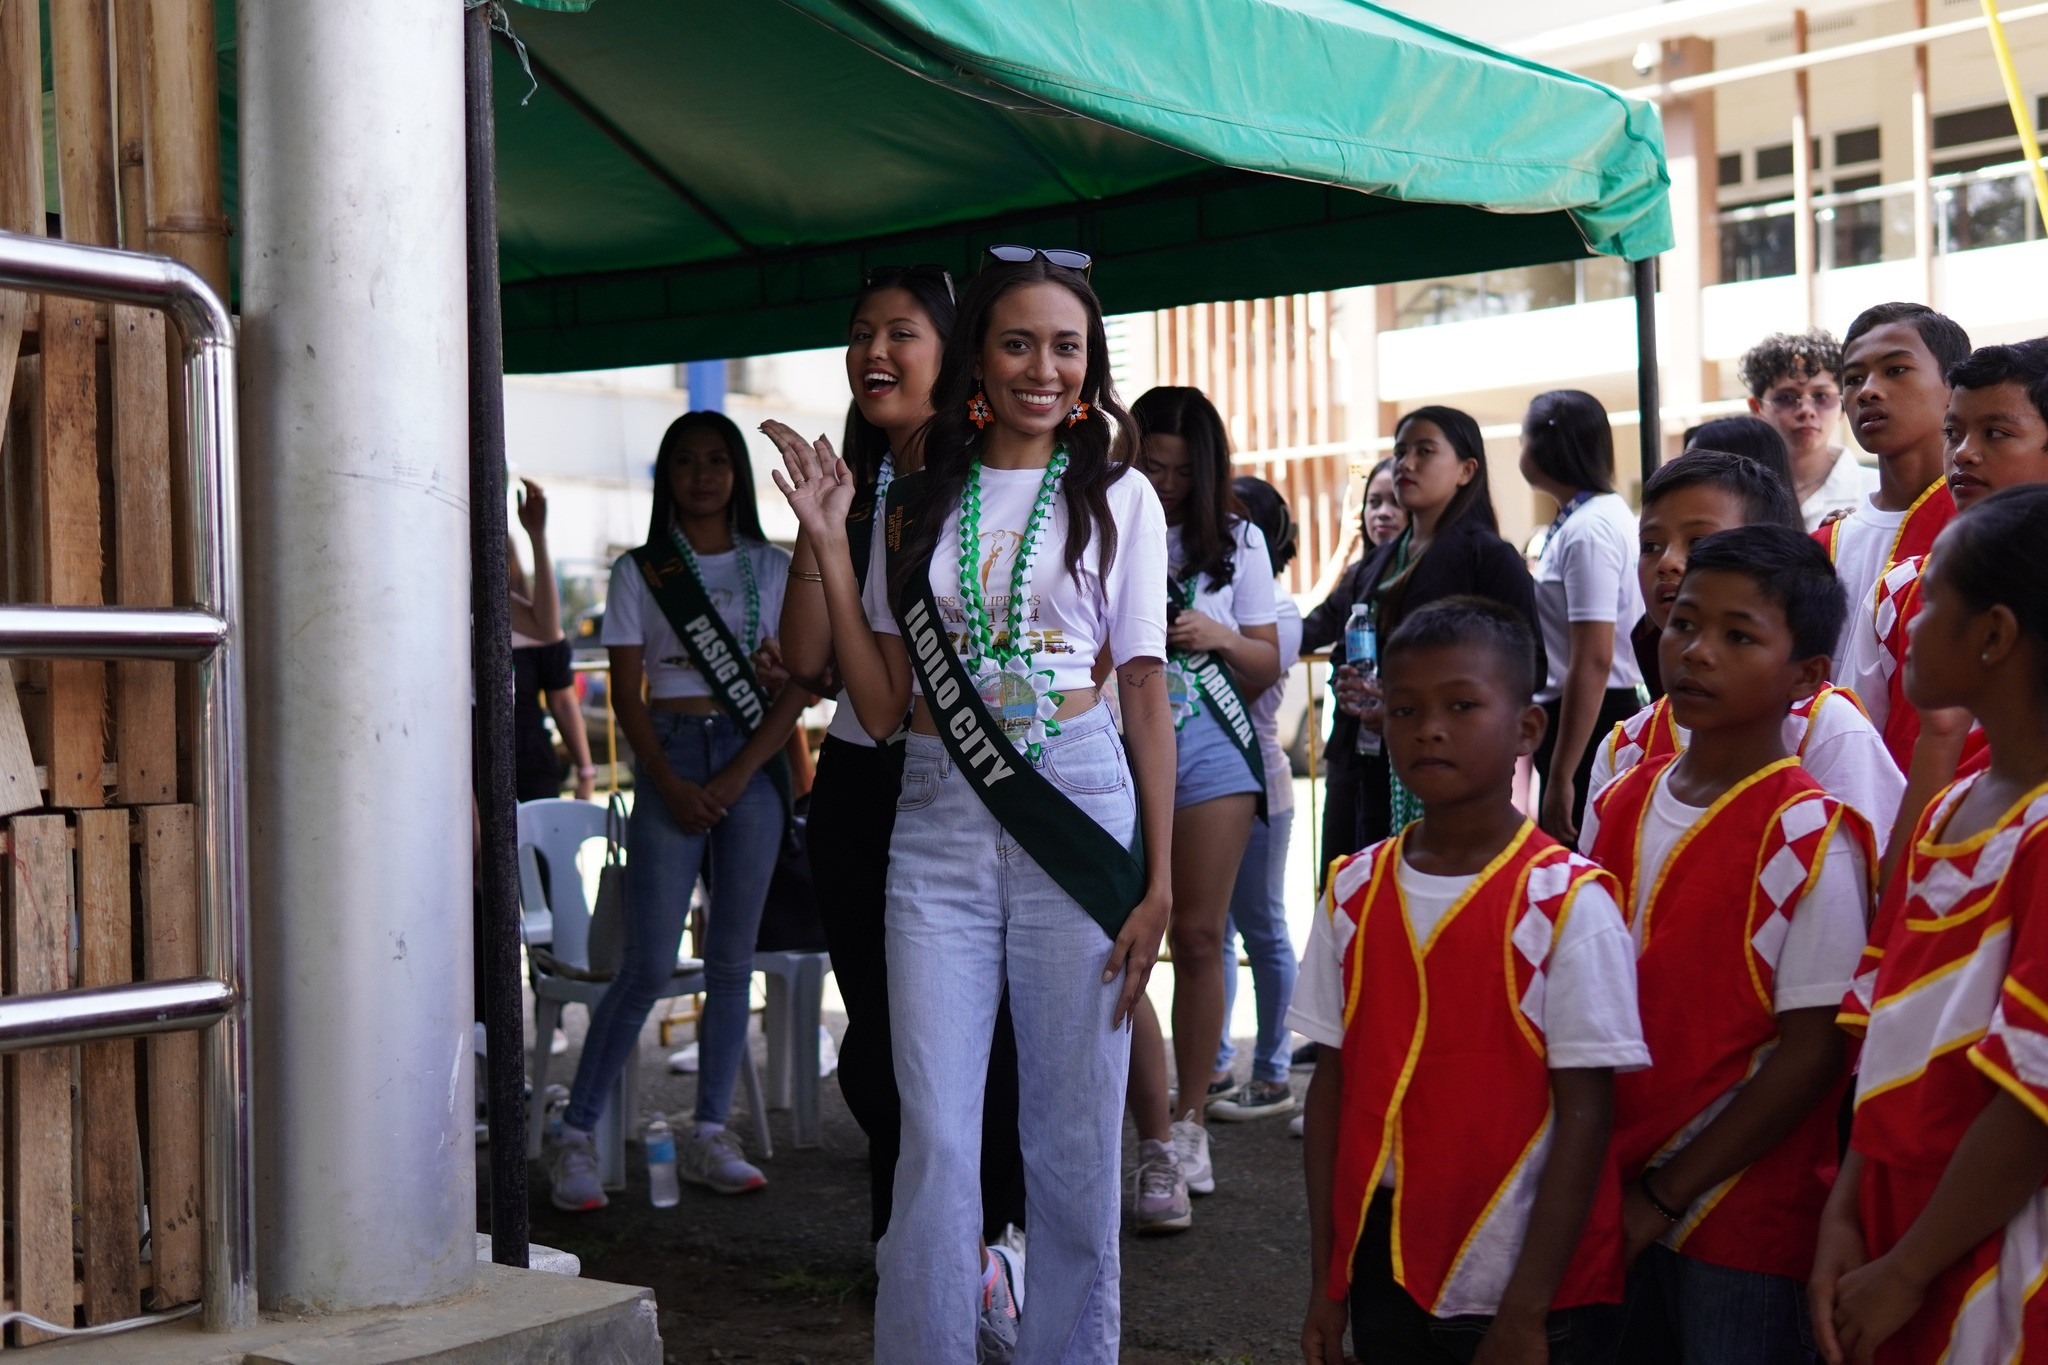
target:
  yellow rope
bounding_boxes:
[1983,0,2048,231]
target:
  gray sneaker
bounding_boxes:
[548,1126,607,1212]
[977,1241,1025,1363]
[1208,1078,1297,1122]
[678,1124,766,1195]
[1132,1138,1191,1234]
[1170,1111,1215,1195]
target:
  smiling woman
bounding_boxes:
[762,251,1175,1363]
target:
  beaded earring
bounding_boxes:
[1066,402,1091,427]
[967,391,993,429]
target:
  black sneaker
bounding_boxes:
[1290,1041,1320,1070]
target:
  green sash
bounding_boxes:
[628,541,791,810]
[847,485,882,590]
[886,475,1147,938]
[1172,574,1268,824]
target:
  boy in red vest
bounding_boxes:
[1821,303,1969,758]
[1297,598,1647,1364]
[1589,449,1902,848]
[1582,526,1875,1362]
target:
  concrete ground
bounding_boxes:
[499,779,1330,1364]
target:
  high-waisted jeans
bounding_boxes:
[564,710,783,1133]
[873,703,1136,1365]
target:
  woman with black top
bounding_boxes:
[776,269,1030,1277]
[1309,407,1538,851]
[1299,458,1407,882]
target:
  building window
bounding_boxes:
[1718,153,1744,186]
[1755,143,1794,179]
[1934,102,2019,150]
[1834,126,1881,167]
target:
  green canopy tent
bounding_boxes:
[478,0,1672,374]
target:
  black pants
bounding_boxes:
[1535,686,1644,831]
[1349,1188,1623,1364]
[807,735,1027,1241]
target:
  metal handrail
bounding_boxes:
[1718,155,2048,223]
[0,230,251,1331]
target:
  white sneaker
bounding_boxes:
[1132,1138,1191,1233]
[1289,1111,1306,1138]
[977,1240,1025,1363]
[548,1126,607,1211]
[677,1124,766,1195]
[1170,1111,1214,1195]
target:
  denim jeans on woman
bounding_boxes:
[1216,806,1298,1085]
[874,703,1136,1365]
[564,711,783,1134]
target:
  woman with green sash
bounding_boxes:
[1122,386,1281,1235]
[547,412,808,1210]
[776,267,1033,1349]
[764,249,1175,1364]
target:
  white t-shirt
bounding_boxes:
[824,513,894,748]
[1534,493,1645,704]
[1253,599,1304,817]
[603,539,791,700]
[1800,449,1880,533]
[1826,494,1908,737]
[1169,520,1279,633]
[1586,691,1905,854]
[1578,767,1871,1013]
[1287,846,1651,1075]
[863,463,1168,693]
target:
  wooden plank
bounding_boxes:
[0,662,38,817]
[7,814,77,1344]
[36,294,108,809]
[78,808,143,1323]
[140,804,201,1307]
[112,307,177,803]
[0,0,44,239]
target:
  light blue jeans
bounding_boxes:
[874,704,1136,1365]
[565,711,783,1133]
[1216,806,1297,1085]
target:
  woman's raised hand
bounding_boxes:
[762,420,855,541]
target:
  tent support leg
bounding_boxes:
[466,2,530,1270]
[1633,257,1661,484]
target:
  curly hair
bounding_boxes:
[1738,329,1844,398]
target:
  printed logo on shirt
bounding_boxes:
[659,585,742,676]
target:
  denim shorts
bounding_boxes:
[1174,706,1263,809]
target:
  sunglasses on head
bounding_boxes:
[861,263,957,303]
[984,243,1093,274]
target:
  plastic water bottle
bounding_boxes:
[1345,603,1382,756]
[645,1117,681,1208]
[541,1085,569,1147]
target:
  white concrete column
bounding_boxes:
[1658,36,1720,447]
[238,0,476,1313]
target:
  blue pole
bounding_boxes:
[686,360,726,412]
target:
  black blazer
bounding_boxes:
[1302,514,1541,763]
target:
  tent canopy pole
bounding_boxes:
[1633,257,1662,484]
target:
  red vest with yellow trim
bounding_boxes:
[1875,555,1926,772]
[1599,686,1863,784]
[1842,776,2048,1364]
[1591,753,1874,1280]
[1812,479,1954,575]
[1325,823,1627,1313]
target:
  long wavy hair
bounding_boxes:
[1132,385,1241,588]
[645,410,767,547]
[840,269,958,489]
[890,257,1133,605]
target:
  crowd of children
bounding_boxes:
[1300,308,2048,1364]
